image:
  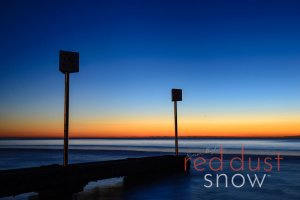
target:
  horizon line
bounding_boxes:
[1,135,299,140]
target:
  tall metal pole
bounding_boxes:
[64,72,69,167]
[174,101,179,156]
[59,50,79,167]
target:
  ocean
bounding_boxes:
[0,138,299,200]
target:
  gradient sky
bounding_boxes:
[0,0,300,138]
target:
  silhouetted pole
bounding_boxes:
[171,89,182,156]
[64,72,69,167]
[174,101,178,155]
[59,50,79,167]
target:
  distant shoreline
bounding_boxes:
[0,147,299,158]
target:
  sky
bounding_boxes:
[0,0,300,138]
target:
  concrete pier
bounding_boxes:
[0,155,189,199]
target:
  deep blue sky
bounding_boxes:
[0,0,300,137]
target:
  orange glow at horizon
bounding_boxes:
[0,114,299,138]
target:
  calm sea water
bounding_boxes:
[0,138,300,200]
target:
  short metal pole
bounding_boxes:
[174,101,179,156]
[64,72,69,166]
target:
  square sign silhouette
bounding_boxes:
[172,89,182,101]
[59,50,79,73]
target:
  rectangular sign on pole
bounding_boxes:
[59,50,79,167]
[172,89,182,101]
[171,88,182,156]
[59,50,79,73]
